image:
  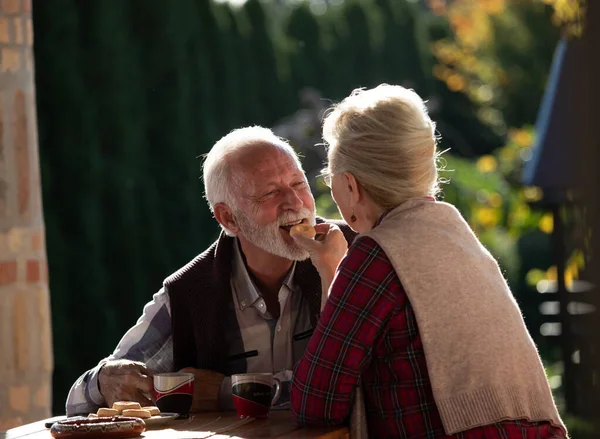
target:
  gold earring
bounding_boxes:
[350,208,357,223]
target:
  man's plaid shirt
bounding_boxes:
[291,236,565,438]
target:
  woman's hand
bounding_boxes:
[292,223,348,306]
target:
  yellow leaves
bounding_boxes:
[499,145,516,163]
[541,0,586,37]
[529,250,585,289]
[432,64,451,81]
[476,155,498,173]
[439,0,584,38]
[432,41,472,66]
[489,192,503,208]
[523,186,543,202]
[539,213,554,234]
[426,0,447,16]
[472,191,503,229]
[526,268,546,287]
[474,85,494,103]
[481,0,506,14]
[509,203,531,228]
[474,206,501,228]
[433,65,468,92]
[545,264,577,288]
[510,128,534,147]
[565,249,585,287]
[443,0,506,49]
[544,264,575,290]
[447,74,466,92]
[565,263,577,286]
[450,6,493,48]
[568,249,585,272]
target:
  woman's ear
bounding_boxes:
[214,203,240,235]
[343,172,362,205]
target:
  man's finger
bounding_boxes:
[131,362,153,376]
[137,373,154,394]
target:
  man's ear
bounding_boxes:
[213,203,239,235]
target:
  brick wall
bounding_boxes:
[0,0,54,430]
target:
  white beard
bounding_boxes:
[233,207,316,261]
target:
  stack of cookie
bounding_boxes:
[89,401,161,419]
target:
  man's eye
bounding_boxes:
[264,190,278,197]
[293,181,307,187]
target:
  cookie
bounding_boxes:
[290,224,316,239]
[96,408,119,417]
[143,406,161,416]
[121,409,151,419]
[112,401,142,413]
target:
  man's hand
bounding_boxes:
[98,359,154,408]
[179,367,225,412]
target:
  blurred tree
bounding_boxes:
[232,4,271,125]
[430,0,560,132]
[424,17,506,157]
[242,0,286,123]
[374,0,431,94]
[542,0,586,36]
[340,0,382,88]
[195,0,236,136]
[285,3,329,100]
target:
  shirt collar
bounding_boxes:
[231,238,296,311]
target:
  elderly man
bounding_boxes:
[66,126,356,416]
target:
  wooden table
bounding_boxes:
[1,411,349,439]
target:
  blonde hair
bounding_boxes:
[323,84,441,210]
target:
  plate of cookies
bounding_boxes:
[90,401,179,428]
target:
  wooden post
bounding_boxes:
[0,0,53,430]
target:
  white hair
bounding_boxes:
[202,126,304,235]
[323,84,442,210]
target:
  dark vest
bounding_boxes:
[165,218,356,375]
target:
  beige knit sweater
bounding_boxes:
[361,198,566,435]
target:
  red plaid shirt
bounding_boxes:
[291,236,565,438]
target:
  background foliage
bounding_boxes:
[32,0,569,421]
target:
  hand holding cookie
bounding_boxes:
[290,222,348,303]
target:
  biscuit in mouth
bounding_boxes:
[290,224,316,239]
[280,219,306,232]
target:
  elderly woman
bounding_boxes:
[289,85,567,438]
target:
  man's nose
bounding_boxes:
[282,187,303,210]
